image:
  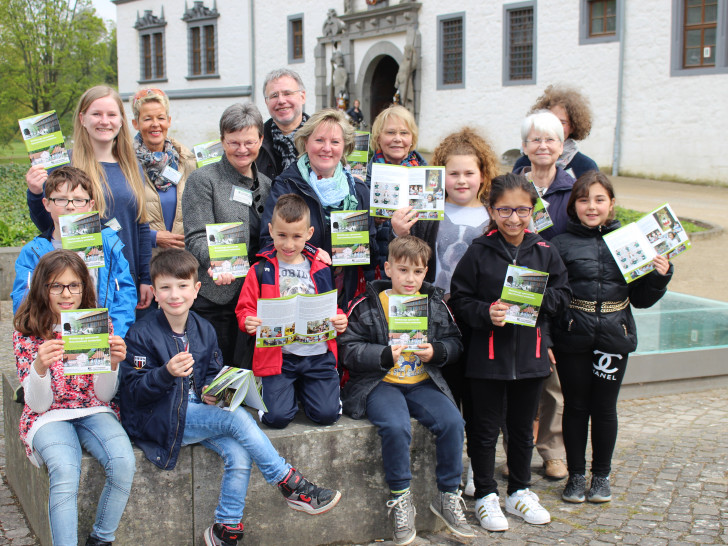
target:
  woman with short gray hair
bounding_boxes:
[182,102,271,364]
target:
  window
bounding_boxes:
[503,2,536,85]
[288,14,304,64]
[183,1,220,79]
[671,0,728,75]
[437,13,465,89]
[135,10,166,82]
[580,0,620,44]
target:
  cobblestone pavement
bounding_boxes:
[0,297,726,545]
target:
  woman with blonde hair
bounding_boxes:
[26,85,153,309]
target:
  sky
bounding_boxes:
[91,0,116,22]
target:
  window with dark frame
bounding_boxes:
[204,25,216,73]
[153,33,164,79]
[508,7,534,81]
[191,27,202,75]
[441,17,464,85]
[589,0,617,36]
[683,0,718,67]
[135,9,166,82]
[142,35,152,80]
[183,1,219,78]
[292,19,303,60]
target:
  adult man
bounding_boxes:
[257,69,309,180]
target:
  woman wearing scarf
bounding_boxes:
[365,105,427,275]
[131,88,196,250]
[513,84,598,180]
[260,108,376,307]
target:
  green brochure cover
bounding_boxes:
[387,294,428,352]
[331,210,370,266]
[206,222,249,279]
[370,164,446,221]
[60,308,111,374]
[500,265,549,327]
[59,212,104,269]
[194,139,224,167]
[18,110,70,169]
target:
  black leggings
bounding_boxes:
[555,350,628,477]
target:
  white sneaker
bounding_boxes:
[505,489,551,525]
[464,462,475,497]
[474,493,508,531]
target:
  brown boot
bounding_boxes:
[543,459,568,480]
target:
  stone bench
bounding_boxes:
[3,373,444,545]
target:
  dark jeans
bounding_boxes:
[261,351,341,429]
[467,377,544,497]
[366,380,465,492]
[556,350,628,477]
[192,294,240,366]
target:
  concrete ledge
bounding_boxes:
[3,373,443,545]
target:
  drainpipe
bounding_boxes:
[250,0,256,102]
[612,0,626,176]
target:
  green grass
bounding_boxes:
[0,163,41,246]
[0,141,29,164]
[615,206,706,234]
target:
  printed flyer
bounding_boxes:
[346,131,371,178]
[500,265,549,327]
[194,139,224,167]
[256,290,338,348]
[206,223,249,279]
[18,111,70,169]
[60,308,111,374]
[387,294,428,351]
[331,210,370,266]
[202,367,267,412]
[370,164,446,220]
[532,195,554,232]
[59,212,104,269]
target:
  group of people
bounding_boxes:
[11,70,674,546]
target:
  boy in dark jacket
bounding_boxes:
[120,249,340,546]
[339,235,474,545]
[236,194,348,429]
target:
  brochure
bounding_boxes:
[370,164,446,220]
[60,308,111,374]
[59,212,104,269]
[256,289,338,348]
[604,203,691,283]
[206,222,249,279]
[346,131,371,179]
[532,195,554,232]
[202,366,267,413]
[387,294,428,352]
[193,139,224,167]
[331,210,370,266]
[500,265,549,327]
[18,111,70,169]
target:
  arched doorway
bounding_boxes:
[368,56,398,124]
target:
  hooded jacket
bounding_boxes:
[551,218,673,354]
[12,227,137,337]
[514,165,575,240]
[120,309,222,470]
[449,230,571,380]
[339,280,462,419]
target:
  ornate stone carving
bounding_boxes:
[135,9,166,30]
[182,0,219,22]
[322,9,346,37]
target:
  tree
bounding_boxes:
[0,0,115,145]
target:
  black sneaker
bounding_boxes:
[587,475,612,503]
[204,523,244,546]
[84,536,111,546]
[562,473,587,503]
[278,468,342,514]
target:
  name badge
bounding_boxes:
[230,186,253,206]
[105,217,122,232]
[161,166,182,185]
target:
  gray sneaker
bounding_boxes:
[430,490,476,538]
[562,473,587,503]
[587,475,612,503]
[386,490,416,545]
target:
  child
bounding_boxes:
[449,173,571,531]
[339,235,474,545]
[13,166,137,337]
[120,249,340,546]
[551,172,672,503]
[13,250,134,546]
[236,194,347,429]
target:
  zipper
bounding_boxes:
[622,324,628,337]
[165,335,186,469]
[568,319,574,332]
[511,325,518,380]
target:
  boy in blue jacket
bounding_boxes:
[12,166,136,336]
[120,249,340,546]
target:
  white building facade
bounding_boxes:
[113,0,728,183]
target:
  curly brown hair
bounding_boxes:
[530,84,593,141]
[431,127,499,204]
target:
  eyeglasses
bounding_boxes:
[264,89,302,102]
[525,138,559,146]
[223,138,261,150]
[47,198,91,207]
[494,206,534,218]
[46,282,84,295]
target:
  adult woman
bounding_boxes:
[131,88,196,250]
[366,104,426,273]
[513,84,598,180]
[26,86,153,309]
[183,103,271,365]
[260,108,375,306]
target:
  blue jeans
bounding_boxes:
[366,380,465,492]
[182,393,291,524]
[33,412,136,545]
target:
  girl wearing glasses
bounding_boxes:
[13,250,135,546]
[449,173,570,532]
